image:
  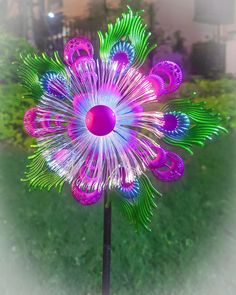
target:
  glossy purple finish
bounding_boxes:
[146,74,164,97]
[112,52,129,65]
[163,113,178,131]
[150,61,183,94]
[151,151,184,182]
[67,118,79,140]
[23,108,61,138]
[64,37,94,66]
[71,179,103,206]
[85,105,116,136]
[148,146,167,169]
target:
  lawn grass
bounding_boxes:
[0,133,235,295]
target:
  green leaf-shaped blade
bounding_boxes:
[117,174,162,231]
[98,6,156,68]
[18,52,67,100]
[161,98,228,154]
[21,145,65,193]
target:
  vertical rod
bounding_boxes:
[102,191,111,295]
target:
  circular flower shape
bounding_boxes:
[20,8,226,231]
[39,71,69,99]
[64,37,94,66]
[150,61,183,94]
[151,151,184,182]
[110,41,135,69]
[159,111,190,139]
[30,59,164,192]
[119,179,140,200]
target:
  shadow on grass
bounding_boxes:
[0,133,235,295]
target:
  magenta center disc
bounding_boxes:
[112,52,129,65]
[163,114,178,131]
[85,105,116,136]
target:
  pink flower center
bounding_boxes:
[163,114,178,131]
[85,105,116,136]
[112,52,129,65]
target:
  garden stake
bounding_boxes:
[102,191,111,295]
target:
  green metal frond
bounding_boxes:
[161,99,228,154]
[21,145,65,192]
[98,6,156,68]
[18,52,67,100]
[118,174,162,231]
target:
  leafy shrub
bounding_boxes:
[178,78,236,129]
[0,31,36,148]
[0,83,35,148]
[0,30,36,83]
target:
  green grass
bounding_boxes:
[0,133,235,295]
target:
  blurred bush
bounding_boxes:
[0,29,36,84]
[0,83,35,148]
[178,78,236,129]
[0,30,36,148]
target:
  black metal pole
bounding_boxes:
[102,191,111,295]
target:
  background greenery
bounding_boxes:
[0,30,36,84]
[179,78,236,129]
